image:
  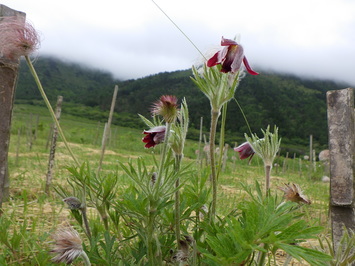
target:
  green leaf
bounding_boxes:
[278,243,332,265]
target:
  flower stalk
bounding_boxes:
[174,154,182,247]
[245,125,281,194]
[80,252,91,266]
[153,122,172,197]
[217,102,228,177]
[257,243,269,266]
[147,210,160,266]
[169,98,189,247]
[209,109,220,220]
[25,56,80,167]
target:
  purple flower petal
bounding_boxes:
[243,57,259,75]
[221,37,238,46]
[142,126,166,148]
[234,142,255,160]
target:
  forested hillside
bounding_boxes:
[16,56,349,151]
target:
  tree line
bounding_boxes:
[15,56,350,152]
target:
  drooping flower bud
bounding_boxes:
[151,95,178,123]
[278,183,311,204]
[63,197,84,210]
[234,142,255,161]
[169,98,189,156]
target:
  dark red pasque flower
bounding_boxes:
[207,37,259,75]
[234,142,255,161]
[142,126,166,148]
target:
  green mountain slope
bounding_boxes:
[16,56,349,149]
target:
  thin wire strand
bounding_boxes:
[233,97,252,136]
[151,0,206,60]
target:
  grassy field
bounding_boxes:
[1,104,332,265]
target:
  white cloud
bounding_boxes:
[2,0,355,85]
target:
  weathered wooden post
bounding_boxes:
[298,157,302,178]
[27,113,34,151]
[45,96,63,194]
[0,5,26,214]
[326,87,355,250]
[97,85,118,173]
[33,114,39,141]
[15,128,21,166]
[282,151,289,174]
[309,134,313,165]
[93,121,101,146]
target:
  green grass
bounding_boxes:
[1,104,331,265]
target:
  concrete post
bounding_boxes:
[326,88,355,250]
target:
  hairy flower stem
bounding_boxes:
[265,165,271,195]
[147,210,161,266]
[147,213,155,265]
[174,154,182,248]
[97,204,109,231]
[25,56,80,167]
[154,122,172,197]
[80,251,91,266]
[217,103,228,177]
[81,206,92,239]
[258,244,269,266]
[209,110,220,220]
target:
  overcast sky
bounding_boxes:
[2,0,355,85]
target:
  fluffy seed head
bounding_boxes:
[0,16,40,60]
[50,227,83,264]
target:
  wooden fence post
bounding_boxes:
[0,5,26,214]
[97,85,118,173]
[15,128,21,166]
[27,113,33,151]
[45,96,63,194]
[326,87,355,250]
[222,143,229,172]
[309,134,313,166]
